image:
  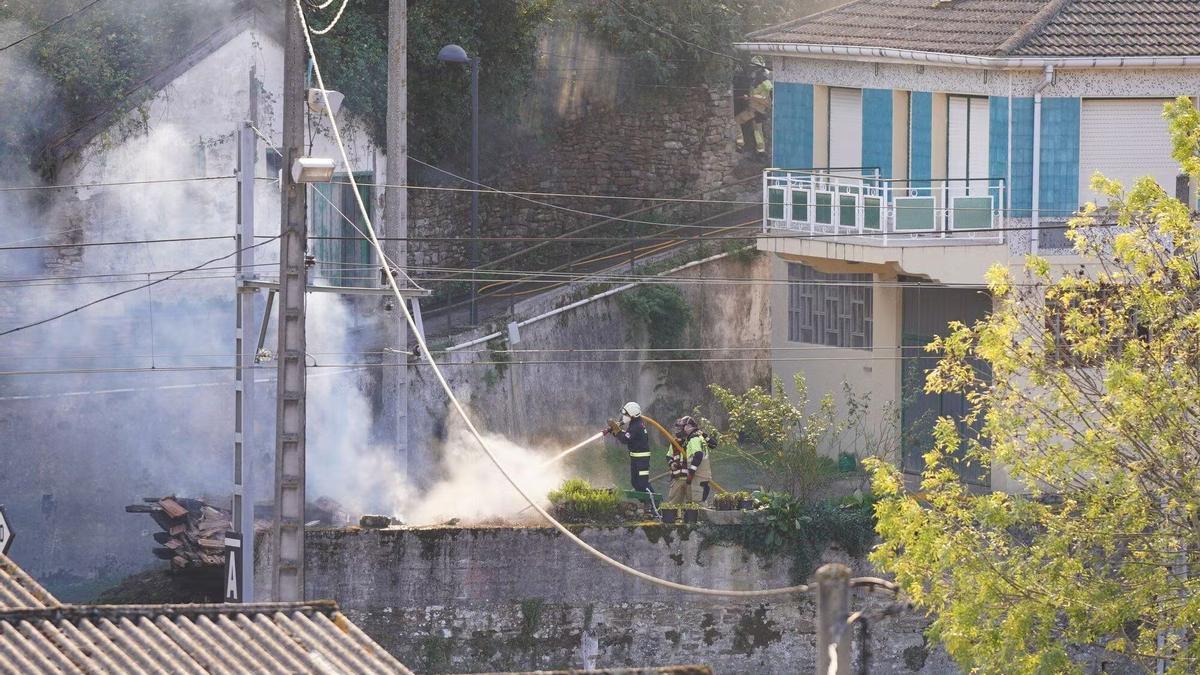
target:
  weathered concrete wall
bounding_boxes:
[256,525,948,674]
[407,252,772,480]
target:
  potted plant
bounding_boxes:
[713,492,740,511]
[660,504,681,524]
[682,502,702,524]
[736,491,756,510]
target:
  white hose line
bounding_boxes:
[294,0,809,598]
[540,432,604,468]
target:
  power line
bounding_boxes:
[0,235,232,252]
[0,236,281,338]
[0,0,105,53]
[0,273,239,289]
[0,352,933,377]
[296,0,810,599]
[330,178,764,206]
[0,262,279,284]
[0,175,236,193]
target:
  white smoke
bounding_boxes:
[403,422,568,525]
[305,292,571,525]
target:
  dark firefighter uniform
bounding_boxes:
[612,416,653,492]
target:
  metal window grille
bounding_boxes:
[787,263,873,349]
[310,173,374,287]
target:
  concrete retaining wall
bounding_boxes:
[257,525,951,674]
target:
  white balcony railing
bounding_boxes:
[763,169,1006,246]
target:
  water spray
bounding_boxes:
[540,432,604,468]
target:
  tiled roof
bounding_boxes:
[0,557,56,610]
[1016,0,1200,56]
[745,0,1200,58]
[0,555,412,673]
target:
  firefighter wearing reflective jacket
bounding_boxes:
[603,401,655,495]
[668,416,714,504]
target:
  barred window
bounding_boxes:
[787,263,873,349]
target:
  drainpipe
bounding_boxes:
[1030,64,1054,254]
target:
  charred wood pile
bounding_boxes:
[125,496,230,570]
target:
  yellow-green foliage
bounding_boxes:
[548,479,622,524]
[709,374,841,499]
[869,97,1200,673]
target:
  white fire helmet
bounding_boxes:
[621,401,642,419]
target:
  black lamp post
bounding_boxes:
[438,44,481,325]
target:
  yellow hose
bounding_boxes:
[642,414,685,455]
[643,414,726,495]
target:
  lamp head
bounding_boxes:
[437,44,470,64]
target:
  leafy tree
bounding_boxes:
[565,0,836,85]
[310,0,552,165]
[868,97,1200,672]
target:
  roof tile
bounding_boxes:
[747,0,1200,58]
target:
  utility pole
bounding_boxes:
[232,119,257,603]
[272,0,308,603]
[382,0,409,479]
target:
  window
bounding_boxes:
[787,262,873,349]
[310,173,373,287]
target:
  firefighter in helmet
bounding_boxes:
[602,402,657,504]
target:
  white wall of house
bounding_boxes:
[0,22,386,593]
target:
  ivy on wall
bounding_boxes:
[0,0,229,178]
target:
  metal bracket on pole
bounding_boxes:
[256,289,276,357]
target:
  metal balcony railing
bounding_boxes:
[763,169,1006,246]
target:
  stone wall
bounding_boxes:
[256,525,949,674]
[408,87,738,273]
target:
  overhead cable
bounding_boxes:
[295,0,812,599]
[0,0,105,52]
[0,236,281,338]
[0,235,232,252]
[0,175,236,192]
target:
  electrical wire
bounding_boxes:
[0,175,236,192]
[0,0,105,52]
[307,0,350,35]
[0,236,280,338]
[296,0,812,599]
[0,262,279,285]
[333,178,765,206]
[0,235,232,252]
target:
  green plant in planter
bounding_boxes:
[713,492,741,511]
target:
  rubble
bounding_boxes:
[125,496,230,570]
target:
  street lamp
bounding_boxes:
[438,43,481,325]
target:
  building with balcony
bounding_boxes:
[737,0,1200,488]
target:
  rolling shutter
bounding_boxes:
[1079,99,1177,203]
[968,98,990,195]
[947,96,990,195]
[829,88,862,170]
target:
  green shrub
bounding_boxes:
[618,284,692,350]
[548,479,623,524]
[702,491,876,583]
